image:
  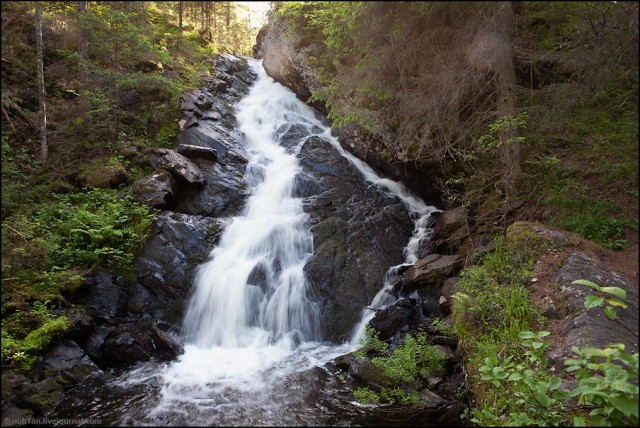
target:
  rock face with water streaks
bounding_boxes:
[297,136,414,342]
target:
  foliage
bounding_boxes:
[38,188,155,271]
[452,235,539,347]
[473,330,638,426]
[572,279,628,320]
[352,326,446,406]
[2,313,70,372]
[457,259,638,427]
[545,188,635,250]
[1,188,154,372]
[476,112,529,152]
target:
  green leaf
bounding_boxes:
[606,298,628,308]
[604,365,628,383]
[508,372,523,382]
[534,390,553,408]
[584,295,605,309]
[609,394,640,418]
[547,377,562,391]
[518,331,536,339]
[603,306,617,320]
[573,415,587,426]
[611,380,639,394]
[600,286,627,300]
[572,279,601,289]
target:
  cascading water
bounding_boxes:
[63,58,440,426]
[180,60,322,350]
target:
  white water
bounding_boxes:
[121,59,439,424]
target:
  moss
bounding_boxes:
[78,158,131,189]
[21,316,70,354]
[153,121,178,149]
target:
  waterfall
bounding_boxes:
[181,60,321,350]
[115,58,439,425]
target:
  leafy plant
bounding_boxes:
[469,275,637,426]
[572,279,628,320]
[352,326,446,406]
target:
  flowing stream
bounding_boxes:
[63,59,439,426]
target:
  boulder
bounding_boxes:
[141,148,205,185]
[368,298,420,341]
[130,169,176,208]
[41,339,102,383]
[101,320,183,367]
[401,254,464,291]
[431,206,468,254]
[77,163,131,189]
[176,144,218,161]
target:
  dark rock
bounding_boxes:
[141,148,205,185]
[130,169,176,208]
[206,77,228,93]
[368,298,419,341]
[70,268,123,317]
[402,254,464,291]
[65,307,95,343]
[101,320,183,367]
[15,378,64,416]
[176,144,218,161]
[300,137,415,342]
[102,327,151,366]
[42,339,102,383]
[134,318,184,360]
[134,212,223,328]
[81,325,116,361]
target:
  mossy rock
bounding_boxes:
[505,221,574,262]
[78,161,131,189]
[16,377,64,415]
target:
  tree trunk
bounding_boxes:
[35,2,47,162]
[492,2,521,194]
[78,1,88,81]
[179,0,183,33]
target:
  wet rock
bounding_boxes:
[176,144,218,161]
[368,298,420,341]
[102,320,183,367]
[15,378,64,417]
[41,339,102,383]
[134,212,223,328]
[103,327,151,366]
[135,318,184,360]
[401,254,464,291]
[299,136,414,342]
